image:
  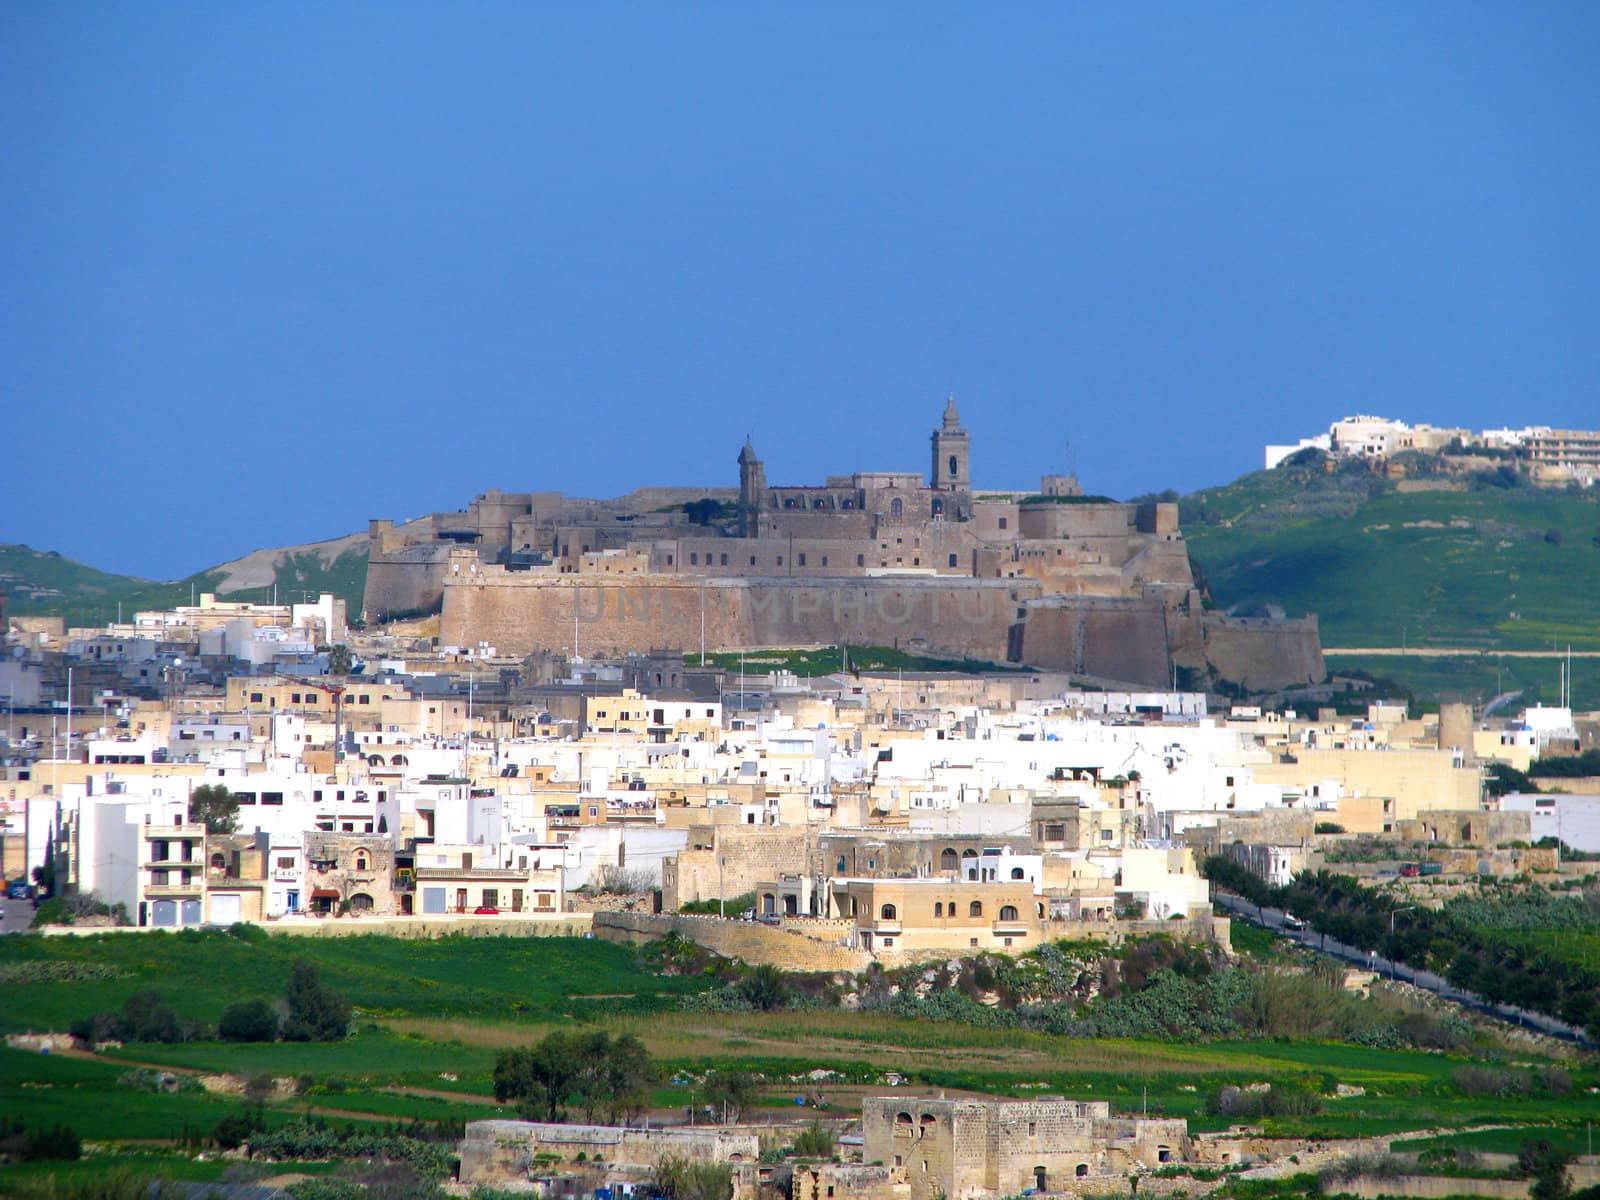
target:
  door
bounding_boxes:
[422,887,446,914]
[180,898,202,926]
[152,899,177,927]
[210,893,241,925]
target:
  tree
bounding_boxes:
[327,644,354,675]
[701,1069,758,1124]
[282,959,351,1042]
[121,988,186,1042]
[494,1031,655,1124]
[1517,1139,1572,1200]
[189,783,240,834]
[655,1153,733,1200]
[219,998,280,1042]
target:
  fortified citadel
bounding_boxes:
[364,400,1323,689]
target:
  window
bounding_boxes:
[720,553,728,566]
[354,850,371,872]
[998,516,1008,530]
[277,857,295,869]
[880,903,897,920]
[934,902,943,917]
[750,556,757,566]
[890,498,902,517]
[1011,867,1025,880]
[797,553,806,566]
[949,454,958,477]
[856,554,865,567]
[1000,905,1019,922]
[969,901,983,917]
[776,556,783,566]
[948,554,958,568]
[249,692,263,703]
[821,556,828,566]
[690,552,698,565]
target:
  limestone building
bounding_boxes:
[861,1094,1189,1199]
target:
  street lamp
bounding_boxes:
[1389,906,1414,981]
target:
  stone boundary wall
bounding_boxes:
[1333,1176,1529,1199]
[594,911,872,972]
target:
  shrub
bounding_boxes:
[22,1123,82,1162]
[220,998,280,1042]
[792,1120,835,1160]
[212,1104,267,1150]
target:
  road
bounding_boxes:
[1213,892,1592,1046]
[0,897,35,935]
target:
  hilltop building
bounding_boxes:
[365,401,1322,691]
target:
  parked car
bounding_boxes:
[473,906,499,915]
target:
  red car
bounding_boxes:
[473,906,499,915]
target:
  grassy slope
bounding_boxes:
[0,543,368,628]
[1182,466,1600,651]
[2,931,1594,1152]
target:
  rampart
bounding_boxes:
[439,570,1038,661]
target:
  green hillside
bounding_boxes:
[1180,456,1600,652]
[0,541,369,629]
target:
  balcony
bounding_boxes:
[272,868,300,882]
[145,878,203,897]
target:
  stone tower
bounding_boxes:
[931,394,971,494]
[737,438,766,538]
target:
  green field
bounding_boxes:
[1183,467,1600,651]
[1323,652,1599,712]
[690,645,1021,675]
[0,927,703,1036]
[3,928,1597,1190]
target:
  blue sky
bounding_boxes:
[3,3,1596,580]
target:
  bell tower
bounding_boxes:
[737,437,766,538]
[931,394,971,494]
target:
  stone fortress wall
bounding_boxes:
[366,399,1324,690]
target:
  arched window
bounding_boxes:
[367,754,386,767]
[209,852,227,872]
[920,1114,936,1129]
[762,893,776,916]
[940,848,958,871]
[880,903,897,920]
[961,848,978,859]
[969,901,983,918]
[1000,905,1019,922]
[1076,1164,1089,1178]
[934,902,943,918]
[931,498,944,517]
[891,498,903,518]
[349,892,374,911]
[949,454,959,478]
[1011,867,1025,880]
[354,850,371,872]
[391,754,407,766]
